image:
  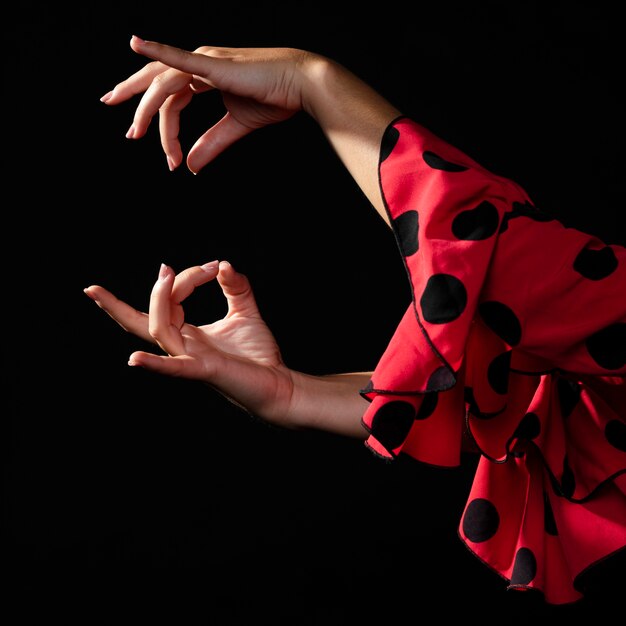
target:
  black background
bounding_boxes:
[5,2,624,624]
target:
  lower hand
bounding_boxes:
[84,260,295,422]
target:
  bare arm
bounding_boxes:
[85,261,370,438]
[300,56,400,224]
[287,371,371,437]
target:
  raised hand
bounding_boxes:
[99,36,400,222]
[101,36,314,173]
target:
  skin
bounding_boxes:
[85,36,403,437]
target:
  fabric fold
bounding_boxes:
[360,116,626,604]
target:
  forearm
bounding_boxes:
[287,370,372,438]
[300,55,402,226]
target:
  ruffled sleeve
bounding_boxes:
[359,115,626,604]
[360,115,531,462]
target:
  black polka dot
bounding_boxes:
[420,274,467,324]
[586,323,626,370]
[370,400,415,450]
[487,350,512,395]
[415,392,438,419]
[605,420,626,452]
[573,245,618,280]
[514,412,541,441]
[423,151,468,172]
[561,455,576,499]
[426,366,455,391]
[462,498,499,543]
[543,492,558,536]
[479,301,522,346]
[451,201,499,240]
[393,210,419,257]
[511,548,537,585]
[380,125,400,162]
[556,378,581,418]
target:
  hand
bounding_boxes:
[84,260,295,422]
[101,36,317,173]
[100,36,400,222]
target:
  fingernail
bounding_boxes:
[158,263,169,280]
[131,35,146,45]
[100,90,113,103]
[219,261,232,271]
[166,155,176,171]
[126,124,136,139]
[201,260,219,272]
[83,287,96,301]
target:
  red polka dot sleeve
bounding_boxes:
[361,116,626,604]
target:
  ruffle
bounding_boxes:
[360,116,626,603]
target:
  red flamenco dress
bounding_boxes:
[360,116,626,604]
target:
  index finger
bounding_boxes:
[130,36,223,84]
[171,261,220,305]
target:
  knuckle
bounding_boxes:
[148,322,163,341]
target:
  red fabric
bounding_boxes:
[361,116,626,604]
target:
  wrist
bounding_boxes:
[297,52,338,119]
[287,370,370,437]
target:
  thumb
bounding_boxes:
[217,261,261,318]
[186,112,253,174]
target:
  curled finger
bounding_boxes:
[148,263,185,356]
[187,112,254,174]
[126,66,197,140]
[170,260,220,304]
[158,86,194,170]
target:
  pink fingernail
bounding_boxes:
[100,91,113,103]
[126,124,136,139]
[201,260,219,272]
[131,35,146,44]
[158,263,169,280]
[166,156,176,171]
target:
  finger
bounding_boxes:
[187,111,254,174]
[127,66,197,140]
[127,352,206,380]
[168,261,220,328]
[130,36,228,83]
[100,60,170,105]
[84,285,153,343]
[189,76,212,94]
[170,261,220,304]
[148,264,185,355]
[217,261,261,318]
[159,87,194,170]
